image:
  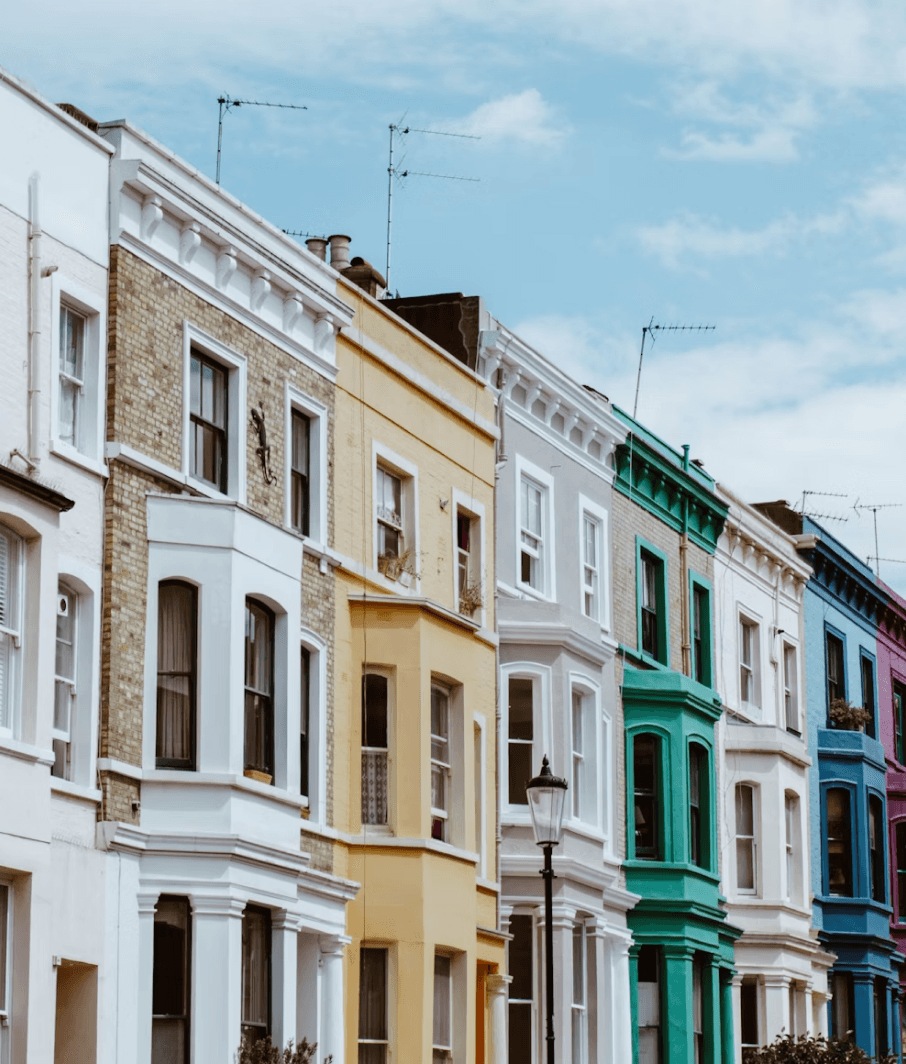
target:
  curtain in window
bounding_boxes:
[157,583,196,766]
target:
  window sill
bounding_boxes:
[185,475,240,504]
[513,580,555,604]
[0,736,55,767]
[620,644,669,671]
[51,777,102,803]
[563,818,607,844]
[50,440,108,478]
[142,770,307,809]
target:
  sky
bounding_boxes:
[6,0,906,589]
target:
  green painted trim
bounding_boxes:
[636,536,670,668]
[612,418,728,554]
[622,666,723,724]
[688,570,714,689]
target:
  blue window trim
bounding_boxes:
[688,570,713,689]
[635,536,669,668]
[824,622,848,723]
[867,785,889,905]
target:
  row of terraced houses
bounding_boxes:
[2,64,906,1064]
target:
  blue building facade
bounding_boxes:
[758,504,902,1058]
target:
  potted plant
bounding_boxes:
[237,1035,332,1064]
[828,697,871,731]
[376,548,418,584]
[459,581,484,617]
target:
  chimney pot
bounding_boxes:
[328,234,351,272]
[305,237,328,262]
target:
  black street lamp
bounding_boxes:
[526,755,568,1064]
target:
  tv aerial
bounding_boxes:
[385,120,480,291]
[633,318,716,419]
[853,499,905,578]
[215,95,309,186]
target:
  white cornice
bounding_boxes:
[479,326,627,478]
[497,620,614,666]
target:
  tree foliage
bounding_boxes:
[743,1032,897,1064]
[236,1035,333,1064]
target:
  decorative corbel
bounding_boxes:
[250,405,276,485]
[251,269,271,311]
[314,313,336,353]
[141,195,163,241]
[543,399,561,427]
[179,222,201,265]
[561,410,580,438]
[523,380,543,410]
[581,422,599,450]
[503,369,522,399]
[216,246,238,289]
[283,293,304,332]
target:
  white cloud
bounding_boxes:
[665,126,802,163]
[634,213,805,268]
[449,90,567,146]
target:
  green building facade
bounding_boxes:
[612,410,740,1064]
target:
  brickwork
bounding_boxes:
[299,827,333,873]
[102,247,338,847]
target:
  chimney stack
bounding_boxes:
[305,237,328,262]
[342,257,387,299]
[328,234,351,272]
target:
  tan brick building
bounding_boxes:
[95,119,358,1063]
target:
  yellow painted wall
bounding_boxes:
[332,281,504,1063]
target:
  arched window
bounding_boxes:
[826,788,853,897]
[689,744,709,869]
[244,599,274,780]
[0,525,22,735]
[633,735,661,860]
[156,582,197,769]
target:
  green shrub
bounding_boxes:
[236,1035,333,1064]
[743,1032,896,1063]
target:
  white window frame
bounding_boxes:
[451,489,486,623]
[738,610,762,713]
[50,274,105,468]
[0,525,23,740]
[432,953,453,1061]
[514,455,556,600]
[785,791,801,905]
[735,782,758,895]
[577,495,609,629]
[567,675,603,833]
[506,910,538,1064]
[501,662,552,820]
[372,443,419,591]
[473,714,487,877]
[182,322,247,502]
[430,682,452,842]
[782,641,799,732]
[52,582,77,781]
[284,385,328,546]
[571,921,588,1064]
[0,881,10,1060]
[300,629,327,822]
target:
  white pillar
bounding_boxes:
[191,895,245,1064]
[764,975,791,1042]
[732,974,744,1057]
[135,891,159,1064]
[549,906,576,1064]
[487,973,511,1064]
[273,913,302,1050]
[319,934,350,1064]
[611,933,633,1064]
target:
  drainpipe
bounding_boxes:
[680,445,691,676]
[27,174,42,466]
[493,365,507,934]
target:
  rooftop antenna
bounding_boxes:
[795,490,851,523]
[853,499,904,578]
[633,319,715,419]
[216,95,309,186]
[385,121,480,292]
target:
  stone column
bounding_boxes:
[191,895,245,1064]
[272,912,303,1050]
[663,946,695,1064]
[135,891,159,1064]
[803,982,815,1037]
[487,973,512,1064]
[319,934,350,1064]
[853,973,874,1054]
[547,906,576,1063]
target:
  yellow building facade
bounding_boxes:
[329,274,506,1064]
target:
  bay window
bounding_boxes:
[432,955,452,1063]
[156,581,197,770]
[572,923,587,1064]
[300,646,311,800]
[507,677,533,806]
[52,584,77,780]
[783,643,799,733]
[826,788,853,897]
[689,745,708,869]
[633,734,661,860]
[736,784,756,892]
[430,685,451,841]
[869,794,886,903]
[897,822,906,922]
[507,915,533,1064]
[637,945,661,1064]
[0,525,21,735]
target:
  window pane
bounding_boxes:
[508,678,533,805]
[637,946,660,1064]
[157,583,196,767]
[363,674,388,749]
[740,979,758,1045]
[508,1002,532,1064]
[433,955,451,1049]
[291,412,311,535]
[153,895,190,1064]
[60,307,85,378]
[300,647,310,798]
[827,789,853,896]
[634,735,659,859]
[509,915,533,1001]
[359,948,387,1041]
[241,908,270,1031]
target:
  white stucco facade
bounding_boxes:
[713,486,833,1059]
[0,67,113,1064]
[478,324,637,1063]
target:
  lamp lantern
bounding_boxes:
[526,754,568,848]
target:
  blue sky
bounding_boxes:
[7,0,906,587]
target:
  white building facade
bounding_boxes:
[481,325,637,1064]
[713,485,833,1059]
[0,68,113,1063]
[93,120,358,1063]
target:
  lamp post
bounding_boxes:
[526,755,568,1064]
